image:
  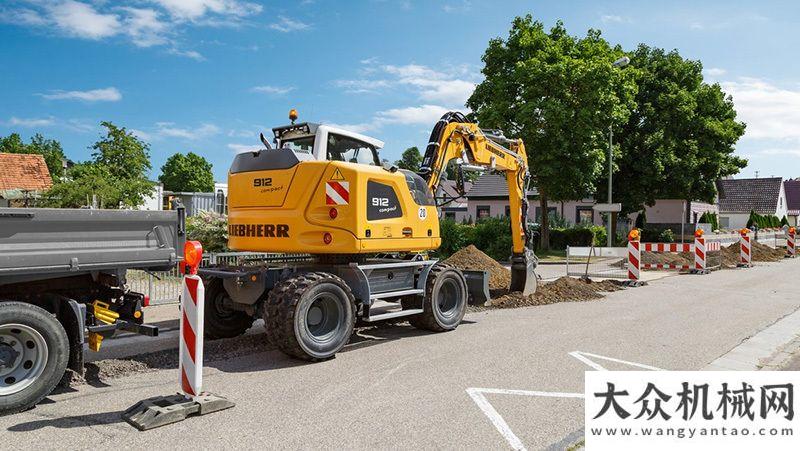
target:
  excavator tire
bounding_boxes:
[405,264,467,332]
[203,278,254,340]
[265,272,355,361]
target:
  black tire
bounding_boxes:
[203,278,254,340]
[0,302,69,416]
[406,264,467,332]
[265,272,355,361]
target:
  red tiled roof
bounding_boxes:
[0,153,53,191]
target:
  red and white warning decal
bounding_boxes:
[326,181,350,205]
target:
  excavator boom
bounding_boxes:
[419,112,538,295]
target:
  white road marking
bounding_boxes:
[467,351,663,449]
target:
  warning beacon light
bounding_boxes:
[183,240,203,274]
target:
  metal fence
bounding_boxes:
[566,246,629,280]
[127,252,309,305]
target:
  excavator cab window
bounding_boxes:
[281,135,315,155]
[400,170,435,206]
[327,133,380,166]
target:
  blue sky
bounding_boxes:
[1,0,799,182]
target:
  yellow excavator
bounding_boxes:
[200,111,537,360]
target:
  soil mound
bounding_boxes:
[444,245,511,290]
[489,276,623,308]
[720,241,785,267]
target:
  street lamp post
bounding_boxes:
[606,56,630,247]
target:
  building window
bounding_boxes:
[476,206,491,220]
[576,207,593,225]
[444,211,456,221]
[534,206,557,223]
[504,205,511,217]
[720,217,730,228]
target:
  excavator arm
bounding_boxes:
[419,112,538,295]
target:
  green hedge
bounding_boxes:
[747,210,782,229]
[439,217,605,260]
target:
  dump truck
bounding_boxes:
[0,207,185,415]
[200,110,537,361]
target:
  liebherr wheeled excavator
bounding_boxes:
[200,111,537,360]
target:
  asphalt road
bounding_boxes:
[2,259,799,450]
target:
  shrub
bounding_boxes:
[590,225,607,247]
[186,210,229,252]
[438,219,473,258]
[658,229,675,243]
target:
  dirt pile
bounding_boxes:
[489,277,624,308]
[641,251,692,267]
[444,245,511,290]
[719,242,785,267]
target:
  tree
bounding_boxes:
[159,152,215,192]
[44,122,154,208]
[0,133,67,181]
[467,16,637,249]
[395,146,422,171]
[609,45,746,216]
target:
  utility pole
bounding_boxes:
[607,124,613,247]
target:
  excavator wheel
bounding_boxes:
[265,272,355,361]
[203,278,254,340]
[404,264,467,332]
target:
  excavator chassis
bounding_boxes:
[198,254,489,360]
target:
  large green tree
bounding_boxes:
[467,16,637,248]
[606,45,747,217]
[43,122,154,208]
[395,146,422,171]
[0,133,67,181]
[159,152,215,192]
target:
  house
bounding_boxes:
[783,179,800,226]
[436,179,472,222]
[0,153,52,207]
[717,177,787,229]
[634,200,718,226]
[464,174,600,225]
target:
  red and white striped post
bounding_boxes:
[627,229,641,282]
[693,229,707,273]
[787,227,796,258]
[738,228,752,267]
[180,241,205,397]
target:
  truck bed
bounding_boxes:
[0,208,184,284]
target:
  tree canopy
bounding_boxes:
[606,45,747,215]
[467,15,637,248]
[395,146,422,171]
[0,133,67,181]
[42,122,154,208]
[159,152,215,192]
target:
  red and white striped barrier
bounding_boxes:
[627,235,640,281]
[787,227,796,258]
[180,272,205,397]
[739,229,752,267]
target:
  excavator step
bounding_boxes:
[363,308,423,322]
[369,288,424,300]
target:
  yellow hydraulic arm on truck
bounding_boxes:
[418,111,537,294]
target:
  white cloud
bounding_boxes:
[251,85,295,95]
[600,14,627,23]
[49,0,121,40]
[269,16,310,32]
[443,1,472,13]
[375,105,450,125]
[332,79,391,94]
[123,7,170,47]
[5,117,55,127]
[155,122,220,139]
[227,143,262,153]
[39,87,122,102]
[151,0,263,21]
[167,48,205,60]
[4,8,48,26]
[704,67,727,77]
[130,129,154,141]
[720,78,800,141]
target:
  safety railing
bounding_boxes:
[565,246,630,280]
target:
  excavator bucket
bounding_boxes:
[510,249,538,296]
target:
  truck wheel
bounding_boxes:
[407,264,467,332]
[0,302,68,416]
[203,278,254,340]
[265,272,355,361]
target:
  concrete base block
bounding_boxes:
[123,392,235,431]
